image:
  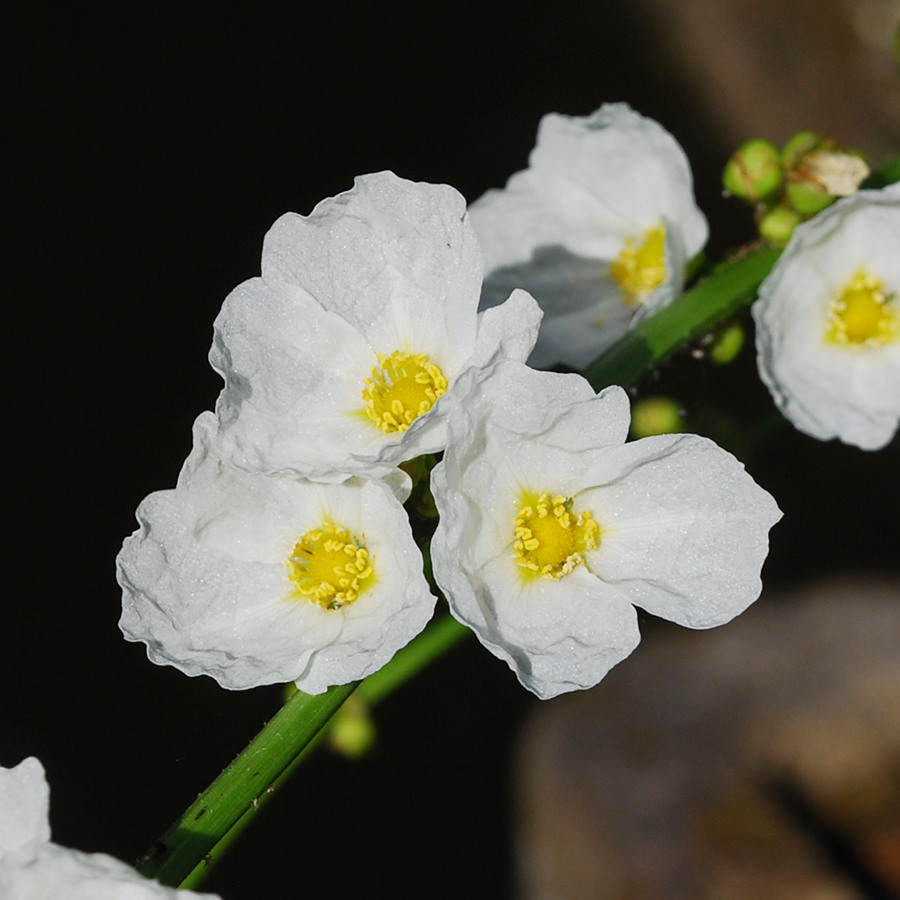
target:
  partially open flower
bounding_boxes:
[469,104,708,370]
[430,361,781,699]
[211,171,541,481]
[118,412,436,694]
[0,758,219,898]
[753,183,900,450]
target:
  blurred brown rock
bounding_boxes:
[515,578,900,899]
[637,0,900,162]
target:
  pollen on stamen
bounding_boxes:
[512,491,600,582]
[825,269,899,348]
[286,522,375,609]
[609,222,667,305]
[361,350,448,435]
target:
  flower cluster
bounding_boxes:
[0,758,219,898]
[119,110,787,703]
[118,171,542,694]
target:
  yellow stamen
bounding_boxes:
[825,269,899,348]
[286,522,374,609]
[362,350,448,434]
[513,491,600,582]
[610,223,667,305]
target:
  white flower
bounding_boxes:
[0,758,219,899]
[210,170,541,481]
[117,412,436,694]
[430,361,781,699]
[469,103,708,370]
[753,183,900,450]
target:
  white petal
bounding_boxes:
[0,760,219,898]
[470,104,708,369]
[118,413,435,692]
[262,172,483,361]
[579,433,782,628]
[754,184,900,450]
[212,172,539,477]
[0,758,49,861]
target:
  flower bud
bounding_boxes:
[723,139,783,201]
[782,131,870,216]
[708,321,747,365]
[630,396,683,437]
[759,204,802,245]
[785,178,834,216]
[781,130,827,169]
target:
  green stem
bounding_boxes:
[583,246,782,391]
[140,615,469,888]
[137,682,357,886]
[140,242,787,890]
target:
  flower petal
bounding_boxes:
[580,433,783,628]
[118,413,435,692]
[754,183,900,450]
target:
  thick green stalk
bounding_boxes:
[140,616,469,888]
[140,242,786,891]
[583,246,781,390]
[137,682,357,885]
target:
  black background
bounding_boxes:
[5,4,898,898]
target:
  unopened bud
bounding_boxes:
[785,179,833,216]
[708,321,746,365]
[723,139,783,202]
[758,204,802,246]
[781,131,827,170]
[630,396,683,438]
[327,697,376,759]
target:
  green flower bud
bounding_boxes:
[781,131,827,170]
[327,697,376,759]
[785,179,834,216]
[630,396,683,438]
[758,204,802,245]
[723,139,783,202]
[708,321,746,365]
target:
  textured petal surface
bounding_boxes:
[432,360,779,698]
[754,184,900,450]
[470,104,708,369]
[579,433,782,628]
[211,171,539,477]
[0,758,49,861]
[118,413,435,692]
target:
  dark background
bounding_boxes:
[5,4,898,898]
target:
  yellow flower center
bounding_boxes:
[286,522,374,609]
[513,491,600,581]
[362,350,448,434]
[609,223,667,305]
[825,269,899,347]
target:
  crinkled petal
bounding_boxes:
[470,104,708,369]
[754,183,900,450]
[212,171,539,478]
[0,758,49,862]
[118,412,435,693]
[579,433,783,628]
